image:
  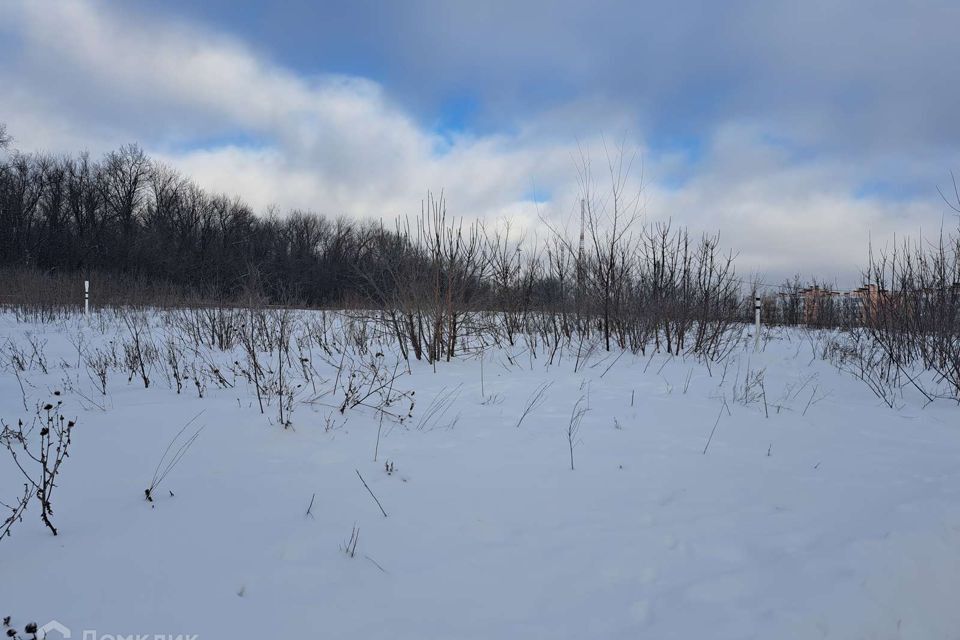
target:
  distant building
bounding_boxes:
[844,284,885,322]
[776,282,958,326]
[798,285,841,325]
[776,283,886,325]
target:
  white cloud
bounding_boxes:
[646,124,947,284]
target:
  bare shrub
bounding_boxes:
[84,348,114,395]
[120,311,156,388]
[860,222,960,401]
[1,400,76,536]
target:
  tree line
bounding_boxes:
[0,138,372,304]
[1,134,751,359]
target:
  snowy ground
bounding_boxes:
[1,310,960,639]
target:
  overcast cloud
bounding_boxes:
[1,0,958,285]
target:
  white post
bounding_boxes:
[84,280,90,315]
[754,294,761,349]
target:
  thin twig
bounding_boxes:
[516,380,553,428]
[364,554,389,573]
[703,399,728,455]
[356,469,388,517]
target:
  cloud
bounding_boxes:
[165,0,960,156]
[646,122,950,282]
[0,0,954,286]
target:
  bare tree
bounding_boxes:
[580,139,643,351]
[100,144,150,270]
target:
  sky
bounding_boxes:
[1,0,959,285]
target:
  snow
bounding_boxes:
[2,310,960,639]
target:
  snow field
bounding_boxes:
[1,310,959,639]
